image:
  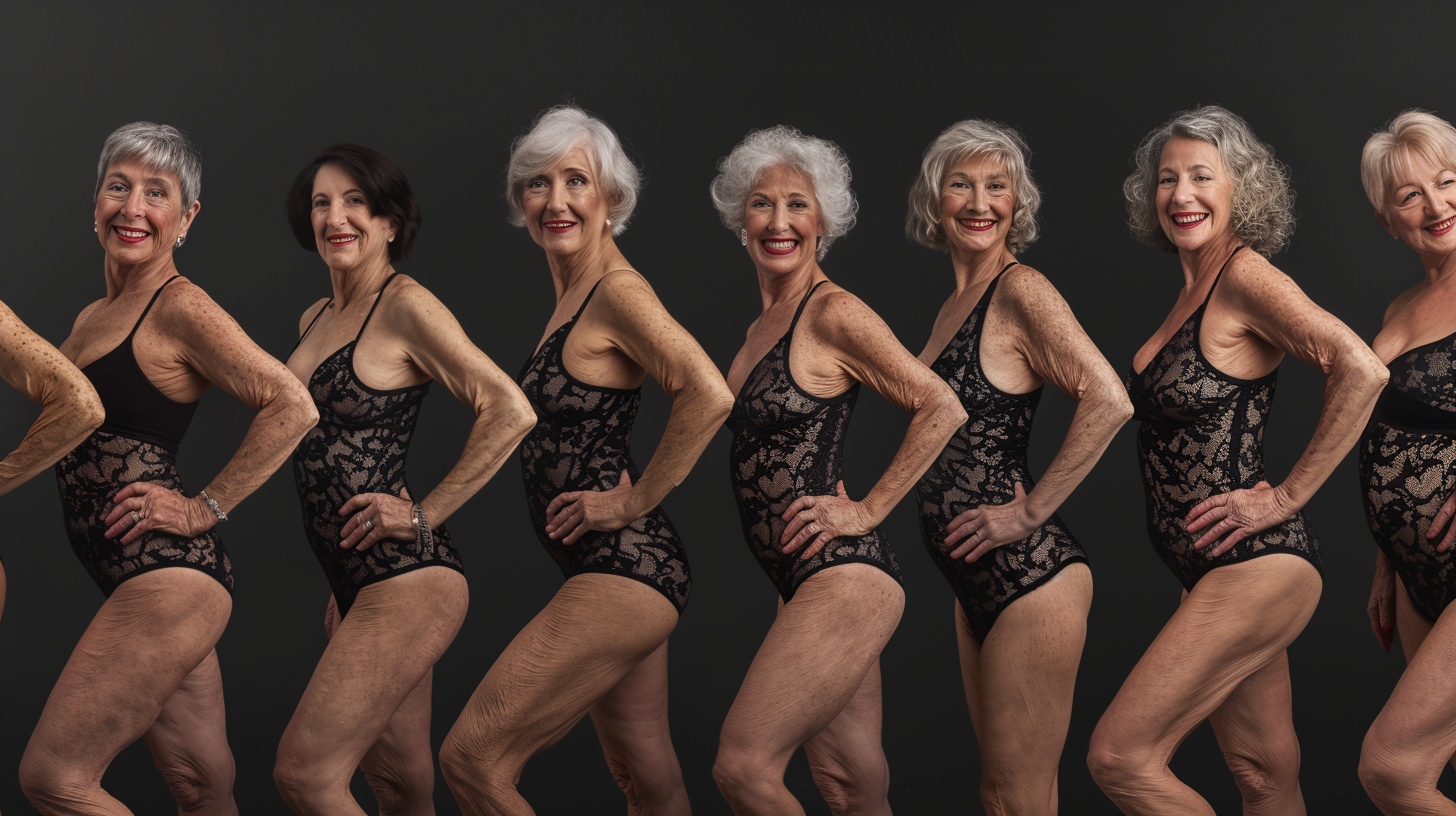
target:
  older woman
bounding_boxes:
[19,122,318,813]
[1354,109,1456,813]
[907,120,1129,814]
[271,144,536,814]
[1086,106,1387,813]
[0,302,105,623]
[711,125,966,815]
[440,106,732,815]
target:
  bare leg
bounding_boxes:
[1359,580,1456,815]
[440,574,680,816]
[712,564,904,816]
[274,568,468,816]
[19,568,233,815]
[1086,555,1321,815]
[590,641,691,815]
[961,564,1092,816]
[141,649,239,815]
[1207,652,1306,816]
[802,659,890,816]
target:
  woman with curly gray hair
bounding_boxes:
[712,125,966,815]
[1088,105,1387,813]
[908,119,1129,815]
[1353,109,1456,814]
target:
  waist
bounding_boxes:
[1372,386,1456,436]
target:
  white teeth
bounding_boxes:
[1174,213,1209,224]
[116,228,147,237]
[764,240,796,250]
[1431,216,1456,231]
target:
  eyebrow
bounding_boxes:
[1158,164,1216,175]
[314,188,365,198]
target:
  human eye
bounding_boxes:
[1158,175,1175,185]
[526,178,546,189]
[312,197,328,208]
[566,175,585,186]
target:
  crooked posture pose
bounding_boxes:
[1087,106,1387,815]
[907,120,1129,815]
[272,144,535,815]
[0,301,104,623]
[1355,109,1456,816]
[441,106,731,816]
[711,125,966,816]
[21,122,318,815]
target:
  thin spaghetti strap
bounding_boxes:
[572,269,632,321]
[127,276,181,339]
[993,261,1019,280]
[789,280,830,334]
[355,272,402,343]
[291,298,334,353]
[1202,246,1245,306]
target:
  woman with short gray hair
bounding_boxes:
[1088,105,1387,813]
[713,125,966,814]
[441,105,732,815]
[19,121,318,813]
[1354,109,1456,814]
[908,119,1129,814]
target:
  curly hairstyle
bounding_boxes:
[505,105,641,237]
[905,119,1041,254]
[1124,105,1295,257]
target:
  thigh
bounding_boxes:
[802,658,884,769]
[142,648,232,771]
[721,564,904,763]
[1397,576,1437,663]
[26,569,232,773]
[591,640,672,755]
[281,568,467,770]
[1370,598,1456,771]
[1094,556,1321,760]
[1206,649,1296,763]
[361,668,434,775]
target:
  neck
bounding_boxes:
[104,252,180,301]
[1418,247,1456,286]
[755,260,825,313]
[545,235,627,303]
[328,256,396,310]
[949,243,1017,294]
[1177,232,1244,292]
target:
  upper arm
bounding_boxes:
[0,301,97,406]
[814,290,956,415]
[165,284,307,411]
[1000,267,1123,400]
[594,271,726,400]
[1225,254,1374,375]
[390,281,530,417]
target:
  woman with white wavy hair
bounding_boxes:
[712,125,966,815]
[907,118,1129,814]
[1354,109,1456,814]
[441,105,732,815]
[1088,105,1387,813]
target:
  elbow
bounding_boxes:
[75,389,105,436]
[283,387,320,437]
[709,381,735,426]
[504,393,538,443]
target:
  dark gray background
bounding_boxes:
[0,4,1444,813]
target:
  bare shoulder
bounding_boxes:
[592,268,671,329]
[1382,283,1423,327]
[595,267,660,307]
[70,297,106,333]
[297,297,332,335]
[383,274,448,318]
[155,278,246,341]
[1223,248,1293,293]
[810,286,891,340]
[996,264,1066,312]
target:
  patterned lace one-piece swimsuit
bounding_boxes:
[728,281,902,600]
[56,277,233,595]
[290,273,461,618]
[1126,248,1320,588]
[1360,329,1456,620]
[517,275,691,614]
[916,265,1087,640]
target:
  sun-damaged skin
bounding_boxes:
[1087,135,1387,815]
[914,153,1128,814]
[712,162,966,816]
[272,162,536,815]
[19,157,318,815]
[1354,151,1456,815]
[0,300,105,623]
[440,142,732,816]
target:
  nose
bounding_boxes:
[1171,177,1196,205]
[121,187,146,218]
[1424,186,1449,219]
[769,203,790,232]
[968,186,989,213]
[328,201,348,228]
[546,181,569,213]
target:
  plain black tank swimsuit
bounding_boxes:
[55,276,233,595]
[290,273,461,618]
[915,264,1087,640]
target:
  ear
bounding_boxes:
[180,199,201,232]
[1373,209,1397,239]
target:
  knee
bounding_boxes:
[604,752,685,811]
[807,751,889,816]
[274,748,333,810]
[439,729,510,801]
[1223,741,1300,805]
[363,756,434,816]
[19,749,88,810]
[1086,728,1151,798]
[1359,729,1417,806]
[712,743,775,805]
[157,751,235,814]
[979,768,1053,816]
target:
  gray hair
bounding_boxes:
[709,125,857,260]
[94,121,202,209]
[1361,109,1456,218]
[1124,105,1295,257]
[505,105,640,236]
[906,119,1041,254]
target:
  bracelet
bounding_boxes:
[197,490,228,522]
[413,503,433,548]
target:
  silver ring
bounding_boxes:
[130,511,140,524]
[363,520,373,530]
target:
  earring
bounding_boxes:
[93,221,97,233]
[606,218,612,227]
[740,229,748,246]
[175,235,186,249]
[388,236,394,243]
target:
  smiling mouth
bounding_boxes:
[958,218,995,232]
[112,226,150,244]
[544,220,577,233]
[327,234,357,246]
[1172,212,1209,229]
[1428,215,1456,234]
[761,238,798,256]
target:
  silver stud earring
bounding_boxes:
[606,218,612,227]
[388,236,394,243]
[93,221,98,233]
[740,229,748,246]
[175,235,186,249]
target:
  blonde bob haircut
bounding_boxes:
[1124,105,1295,257]
[906,119,1041,254]
[505,105,641,236]
[1361,109,1456,218]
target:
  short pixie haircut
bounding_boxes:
[1361,109,1456,218]
[95,121,202,209]
[906,119,1041,254]
[285,144,421,262]
[1124,105,1295,257]
[505,106,640,236]
[710,125,858,261]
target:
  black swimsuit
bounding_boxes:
[290,273,461,618]
[1360,329,1456,620]
[1125,248,1321,588]
[55,277,233,595]
[916,265,1087,640]
[517,276,691,614]
[728,281,902,600]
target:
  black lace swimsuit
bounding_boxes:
[56,277,233,596]
[916,265,1087,640]
[517,276,691,614]
[290,273,461,618]
[1126,249,1320,589]
[728,281,902,600]
[1360,329,1456,620]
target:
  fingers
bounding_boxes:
[1429,494,1456,542]
[1205,527,1250,558]
[618,470,633,488]
[550,506,585,541]
[797,530,833,560]
[353,527,384,552]
[834,480,848,499]
[781,517,827,554]
[337,493,374,518]
[561,516,591,545]
[109,481,155,504]
[942,509,979,547]
[1439,522,1456,554]
[119,515,161,546]
[103,507,146,540]
[1012,481,1027,500]
[1184,492,1228,530]
[779,509,814,547]
[963,536,998,564]
[103,496,147,527]
[545,491,580,522]
[781,495,815,524]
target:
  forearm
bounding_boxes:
[418,396,535,525]
[1022,384,1133,522]
[200,390,317,512]
[627,379,733,514]
[860,391,967,524]
[0,380,103,495]
[1277,347,1388,511]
